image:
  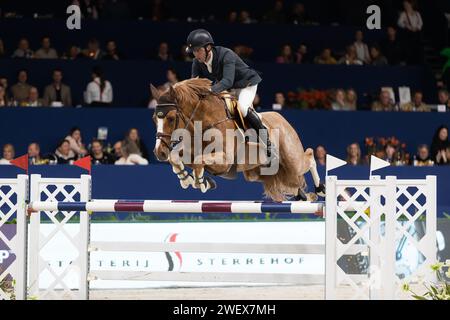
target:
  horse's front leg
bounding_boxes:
[168,156,195,189]
[192,166,217,193]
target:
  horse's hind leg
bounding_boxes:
[304,148,326,197]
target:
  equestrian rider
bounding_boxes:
[186,28,271,156]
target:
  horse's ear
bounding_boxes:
[168,85,176,99]
[150,84,160,100]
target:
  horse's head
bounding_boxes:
[152,84,179,161]
[151,78,213,161]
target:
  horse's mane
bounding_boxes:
[173,78,213,106]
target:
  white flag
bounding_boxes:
[370,155,390,173]
[326,154,347,173]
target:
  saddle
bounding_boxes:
[219,92,248,131]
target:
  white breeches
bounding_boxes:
[234,84,258,117]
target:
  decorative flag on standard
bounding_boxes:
[10,154,29,173]
[370,155,390,175]
[73,156,92,174]
[326,154,347,174]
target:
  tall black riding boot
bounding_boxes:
[245,108,271,157]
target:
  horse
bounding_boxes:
[151,78,324,202]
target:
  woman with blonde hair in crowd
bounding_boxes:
[346,142,365,165]
[115,138,148,165]
[0,143,15,164]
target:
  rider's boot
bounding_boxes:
[245,108,271,157]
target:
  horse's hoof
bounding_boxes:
[206,177,217,190]
[295,189,308,201]
[180,174,194,189]
[315,183,326,197]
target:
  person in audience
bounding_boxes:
[163,68,179,89]
[437,89,450,110]
[113,140,123,161]
[82,38,104,60]
[11,38,33,59]
[444,146,450,165]
[34,36,58,59]
[102,40,123,60]
[10,70,32,105]
[0,144,15,165]
[85,66,113,106]
[126,128,149,160]
[62,45,82,60]
[295,43,309,64]
[0,84,11,107]
[114,138,149,165]
[315,145,327,166]
[51,139,77,164]
[276,44,294,64]
[155,42,173,61]
[338,45,363,65]
[21,87,43,107]
[65,127,88,158]
[43,69,73,107]
[353,30,371,64]
[28,142,48,165]
[90,139,114,164]
[314,48,337,65]
[264,0,287,24]
[430,125,449,165]
[331,89,353,111]
[239,10,256,24]
[397,0,423,65]
[346,142,364,165]
[289,2,311,25]
[370,45,388,66]
[380,26,405,65]
[383,143,397,164]
[412,144,434,166]
[371,89,396,111]
[400,91,430,112]
[345,89,358,110]
[273,92,286,109]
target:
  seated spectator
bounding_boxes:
[82,38,104,60]
[295,43,310,64]
[314,48,337,65]
[338,45,363,65]
[155,42,173,61]
[90,139,115,164]
[115,138,149,165]
[430,125,449,165]
[400,91,430,112]
[346,89,358,110]
[239,10,256,24]
[28,142,48,165]
[383,143,397,164]
[264,0,286,24]
[314,145,327,166]
[85,66,113,106]
[273,92,286,109]
[11,38,33,59]
[51,139,77,164]
[0,84,11,107]
[21,87,43,107]
[43,69,73,107]
[34,36,58,59]
[369,45,388,66]
[148,85,166,109]
[126,128,149,160]
[371,90,396,111]
[0,76,9,98]
[62,45,82,60]
[438,89,450,110]
[353,30,371,64]
[65,127,88,158]
[0,143,14,165]
[113,140,123,161]
[10,70,32,105]
[412,144,434,166]
[346,142,365,165]
[228,11,238,23]
[0,38,5,59]
[444,146,450,166]
[276,45,294,64]
[102,40,123,60]
[380,26,405,65]
[163,68,179,90]
[289,2,311,25]
[331,89,354,111]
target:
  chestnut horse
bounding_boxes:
[151,78,324,202]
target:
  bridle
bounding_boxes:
[154,93,234,152]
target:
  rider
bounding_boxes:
[186,28,271,156]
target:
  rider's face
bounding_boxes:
[193,47,208,62]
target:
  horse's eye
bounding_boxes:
[167,117,175,123]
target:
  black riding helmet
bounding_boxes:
[186,29,214,54]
